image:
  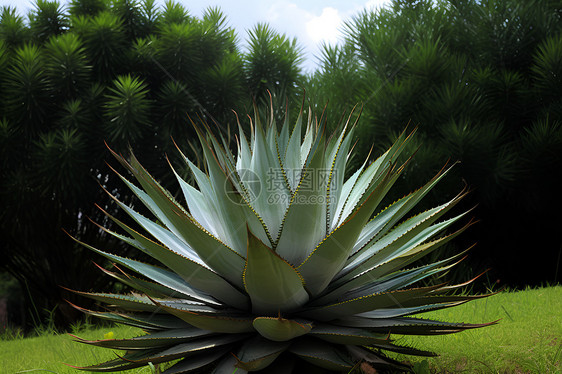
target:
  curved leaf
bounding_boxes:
[234,337,291,371]
[289,338,354,371]
[110,150,246,286]
[212,354,248,374]
[243,229,309,314]
[300,285,442,321]
[71,327,214,350]
[351,163,455,256]
[72,237,220,305]
[67,290,158,312]
[152,299,254,334]
[341,189,468,280]
[309,324,389,345]
[297,164,399,296]
[92,263,179,299]
[252,316,313,341]
[97,206,249,310]
[274,139,327,265]
[66,303,188,330]
[73,335,244,372]
[335,316,499,335]
[162,348,230,374]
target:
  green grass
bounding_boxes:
[391,285,562,373]
[0,324,151,373]
[0,286,560,373]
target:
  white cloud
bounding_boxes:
[306,7,343,45]
[266,1,308,24]
[263,1,310,39]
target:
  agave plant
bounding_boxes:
[69,106,495,373]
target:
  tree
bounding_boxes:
[310,0,562,286]
[244,23,304,105]
[0,2,305,330]
[29,0,68,43]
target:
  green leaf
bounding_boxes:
[351,163,456,257]
[354,302,467,319]
[300,113,317,169]
[111,150,246,287]
[297,164,399,296]
[300,285,441,321]
[212,354,248,374]
[342,260,461,301]
[98,205,249,310]
[243,229,309,314]
[277,109,291,160]
[234,337,291,371]
[252,317,312,341]
[68,349,162,372]
[370,342,437,357]
[92,262,181,299]
[153,299,225,314]
[171,165,221,239]
[71,236,220,305]
[67,303,188,331]
[398,292,493,309]
[331,223,473,297]
[72,327,214,350]
[275,134,327,265]
[162,348,231,374]
[189,129,252,256]
[335,316,498,335]
[331,159,367,228]
[111,312,189,330]
[289,338,354,371]
[347,345,412,370]
[104,75,151,146]
[179,147,271,249]
[309,324,389,345]
[236,122,253,171]
[74,335,244,372]
[152,299,254,333]
[247,116,289,242]
[319,236,470,305]
[341,190,468,280]
[326,123,356,231]
[283,111,303,190]
[68,290,159,312]
[104,186,203,264]
[338,129,414,221]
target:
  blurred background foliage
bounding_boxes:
[0,0,561,331]
[0,0,304,330]
[305,0,562,290]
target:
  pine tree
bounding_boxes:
[0,1,305,330]
[312,0,562,286]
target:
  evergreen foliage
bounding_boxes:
[308,0,562,286]
[0,1,305,330]
[245,23,303,104]
[1,0,561,334]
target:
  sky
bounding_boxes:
[2,0,391,72]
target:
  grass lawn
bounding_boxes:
[0,286,560,373]
[0,324,148,373]
[391,285,562,373]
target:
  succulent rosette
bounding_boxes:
[70,107,494,373]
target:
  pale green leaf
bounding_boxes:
[243,229,309,314]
